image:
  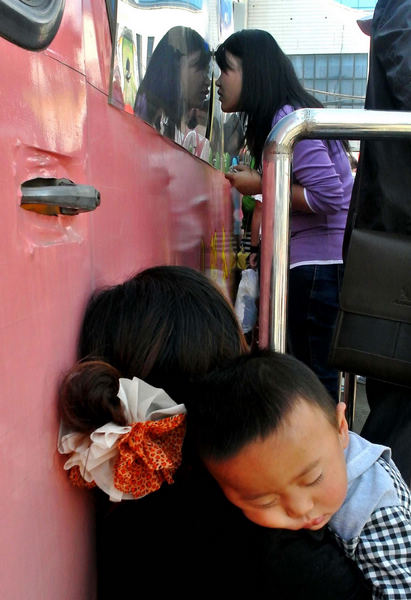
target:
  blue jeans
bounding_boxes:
[288,264,343,401]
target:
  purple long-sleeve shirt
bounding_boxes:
[273,105,353,268]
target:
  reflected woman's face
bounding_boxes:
[180,50,210,110]
[216,51,243,113]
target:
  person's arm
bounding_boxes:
[292,137,349,214]
[225,165,262,196]
[226,165,314,212]
[353,504,411,597]
[251,526,372,599]
[292,183,314,213]
[249,200,262,269]
[268,102,341,214]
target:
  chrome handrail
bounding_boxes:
[260,108,411,350]
[259,108,411,422]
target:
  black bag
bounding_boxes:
[329,229,411,386]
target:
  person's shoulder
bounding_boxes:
[373,0,411,34]
[376,455,411,515]
[329,433,401,540]
[272,104,295,125]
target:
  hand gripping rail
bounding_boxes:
[259,108,411,422]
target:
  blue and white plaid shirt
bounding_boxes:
[331,435,411,599]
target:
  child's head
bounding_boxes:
[215,29,323,165]
[60,265,247,433]
[188,350,349,531]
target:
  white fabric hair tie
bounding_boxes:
[58,377,186,502]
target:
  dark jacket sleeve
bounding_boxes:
[250,525,372,600]
[372,0,411,109]
[344,0,411,254]
[96,466,371,599]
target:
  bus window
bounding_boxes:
[108,1,241,169]
[0,0,65,50]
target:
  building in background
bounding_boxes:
[237,0,375,108]
[336,0,377,8]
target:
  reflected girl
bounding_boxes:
[135,26,211,151]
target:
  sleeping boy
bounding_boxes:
[188,350,411,598]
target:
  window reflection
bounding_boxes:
[109,1,239,166]
[134,27,211,158]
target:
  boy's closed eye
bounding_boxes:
[248,473,324,510]
[305,473,324,487]
[254,498,279,509]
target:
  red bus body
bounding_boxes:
[0,2,231,598]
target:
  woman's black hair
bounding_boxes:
[135,26,210,137]
[188,349,338,461]
[59,266,247,433]
[216,29,348,167]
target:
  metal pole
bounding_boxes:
[260,107,411,351]
[259,108,411,418]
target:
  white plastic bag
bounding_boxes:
[234,268,259,333]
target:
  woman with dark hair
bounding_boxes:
[217,29,352,400]
[134,26,211,149]
[59,266,370,598]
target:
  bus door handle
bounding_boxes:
[21,178,101,216]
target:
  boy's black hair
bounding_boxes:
[187,349,338,461]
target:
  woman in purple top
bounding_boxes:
[217,29,352,399]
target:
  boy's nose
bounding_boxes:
[284,494,314,519]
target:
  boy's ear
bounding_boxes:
[336,402,349,449]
